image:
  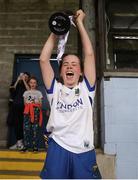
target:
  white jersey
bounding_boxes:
[46,77,96,154]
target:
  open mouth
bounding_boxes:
[66,72,74,78]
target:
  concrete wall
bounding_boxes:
[0,0,79,147]
[102,77,138,178]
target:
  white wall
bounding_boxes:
[101,77,138,178]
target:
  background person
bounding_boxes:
[22,76,43,152]
[9,72,30,150]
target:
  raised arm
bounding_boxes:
[39,33,57,89]
[21,75,30,90]
[13,75,20,89]
[76,10,96,86]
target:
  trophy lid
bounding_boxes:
[48,12,71,35]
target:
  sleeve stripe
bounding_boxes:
[45,78,55,94]
[84,76,95,92]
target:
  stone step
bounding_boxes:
[0,150,46,179]
[0,150,46,160]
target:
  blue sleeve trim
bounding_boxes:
[45,78,55,94]
[84,76,95,92]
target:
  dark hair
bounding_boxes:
[23,72,30,77]
[28,76,38,83]
[58,54,84,83]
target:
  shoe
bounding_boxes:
[33,148,38,152]
[20,147,28,152]
[9,143,17,150]
[17,144,24,150]
[17,139,24,150]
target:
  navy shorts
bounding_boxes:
[40,138,101,179]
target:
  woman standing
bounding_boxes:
[9,72,30,150]
[22,76,43,151]
[40,9,101,179]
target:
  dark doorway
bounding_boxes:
[7,54,59,149]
